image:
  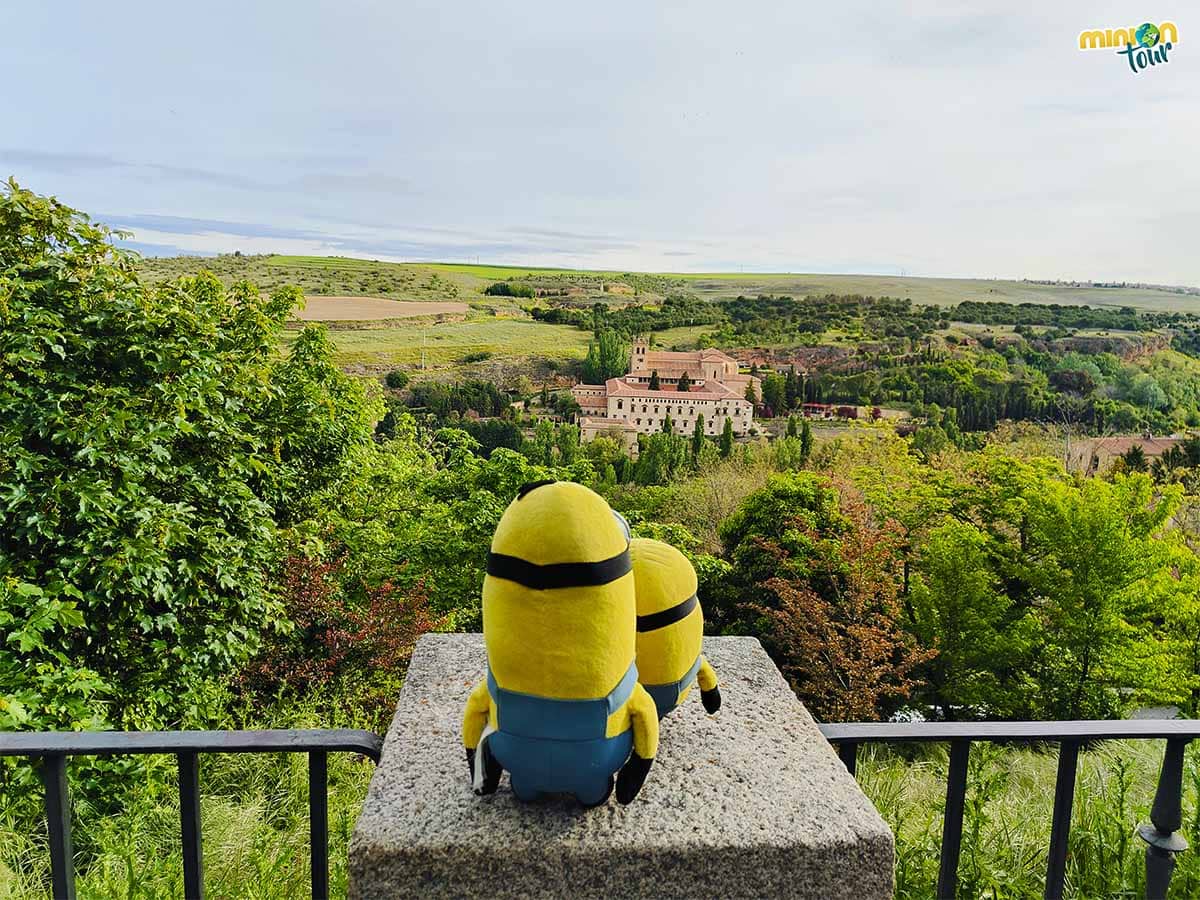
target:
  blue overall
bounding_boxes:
[485,662,637,805]
[643,653,703,719]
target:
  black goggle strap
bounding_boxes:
[636,592,699,632]
[487,546,632,590]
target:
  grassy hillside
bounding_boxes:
[135,254,1199,371]
[138,254,1200,313]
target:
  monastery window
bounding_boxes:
[617,400,623,410]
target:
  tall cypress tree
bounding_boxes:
[720,418,734,457]
[785,365,800,409]
[649,370,661,390]
[800,418,813,464]
[692,415,705,460]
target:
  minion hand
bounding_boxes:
[466,744,502,795]
[701,685,722,714]
[615,751,654,804]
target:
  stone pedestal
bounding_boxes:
[349,633,894,899]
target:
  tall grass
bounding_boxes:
[10,716,1200,897]
[858,739,1200,898]
[0,700,378,900]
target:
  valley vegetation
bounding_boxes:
[7,182,1200,896]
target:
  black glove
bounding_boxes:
[616,751,654,804]
[701,685,722,714]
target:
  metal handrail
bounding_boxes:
[1,728,383,900]
[818,720,1196,900]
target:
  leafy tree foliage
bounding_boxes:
[799,418,813,464]
[582,329,629,383]
[720,418,734,457]
[0,182,369,725]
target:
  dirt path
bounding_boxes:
[295,296,468,321]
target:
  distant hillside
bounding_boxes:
[136,254,1200,315]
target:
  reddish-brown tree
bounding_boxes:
[758,490,934,721]
[240,556,443,724]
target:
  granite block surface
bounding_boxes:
[349,633,893,899]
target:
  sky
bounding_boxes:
[2,2,1196,284]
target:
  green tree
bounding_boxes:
[1121,445,1148,472]
[906,521,1029,717]
[0,181,361,725]
[528,418,555,466]
[633,432,689,485]
[720,418,735,458]
[761,373,786,415]
[1022,472,1184,719]
[786,415,798,438]
[678,371,692,392]
[648,370,661,390]
[691,415,705,460]
[745,382,758,408]
[582,329,629,383]
[800,418,813,464]
[555,423,580,465]
[661,411,674,433]
[784,365,800,409]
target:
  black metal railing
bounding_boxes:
[819,719,1199,900]
[0,729,383,900]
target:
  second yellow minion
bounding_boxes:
[630,538,721,718]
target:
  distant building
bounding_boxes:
[573,339,759,456]
[1067,434,1184,475]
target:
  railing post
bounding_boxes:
[1139,738,1190,900]
[178,751,204,900]
[310,750,329,900]
[937,739,971,900]
[1044,739,1080,900]
[838,742,858,778]
[40,754,76,900]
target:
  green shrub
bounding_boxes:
[483,281,535,298]
[383,369,410,389]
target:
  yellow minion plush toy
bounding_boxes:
[461,481,659,806]
[630,538,721,719]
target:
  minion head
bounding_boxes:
[488,480,629,578]
[483,481,635,698]
[630,538,698,621]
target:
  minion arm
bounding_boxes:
[616,683,659,804]
[462,679,491,750]
[697,655,722,714]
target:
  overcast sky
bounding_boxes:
[3,2,1196,283]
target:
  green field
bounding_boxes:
[281,318,592,369]
[136,254,1200,371]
